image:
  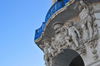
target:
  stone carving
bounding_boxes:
[40,40,58,66]
[93,22,99,39]
[40,41,50,66]
[90,22,99,60]
[66,21,81,49]
[64,36,72,48]
[78,0,99,59]
[36,0,100,66]
[81,19,89,42]
[53,23,66,53]
[41,1,100,65]
[52,21,86,55]
[62,24,73,48]
[79,0,93,39]
[41,20,99,66]
[48,44,54,66]
[49,37,58,57]
[79,44,87,55]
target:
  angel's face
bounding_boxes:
[80,0,83,4]
[67,22,72,27]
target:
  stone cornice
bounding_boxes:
[34,0,75,43]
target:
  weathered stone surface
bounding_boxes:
[35,0,100,66]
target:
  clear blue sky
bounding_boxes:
[0,0,50,66]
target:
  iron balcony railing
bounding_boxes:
[35,0,69,40]
[34,22,45,40]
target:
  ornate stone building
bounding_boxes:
[34,0,100,66]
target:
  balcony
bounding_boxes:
[34,0,69,40]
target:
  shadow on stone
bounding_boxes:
[53,49,84,66]
[69,55,84,66]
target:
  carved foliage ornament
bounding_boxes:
[40,1,99,66]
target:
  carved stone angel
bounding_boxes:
[81,19,89,42]
[66,21,81,49]
[78,0,93,38]
[53,23,66,53]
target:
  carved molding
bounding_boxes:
[40,1,100,66]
